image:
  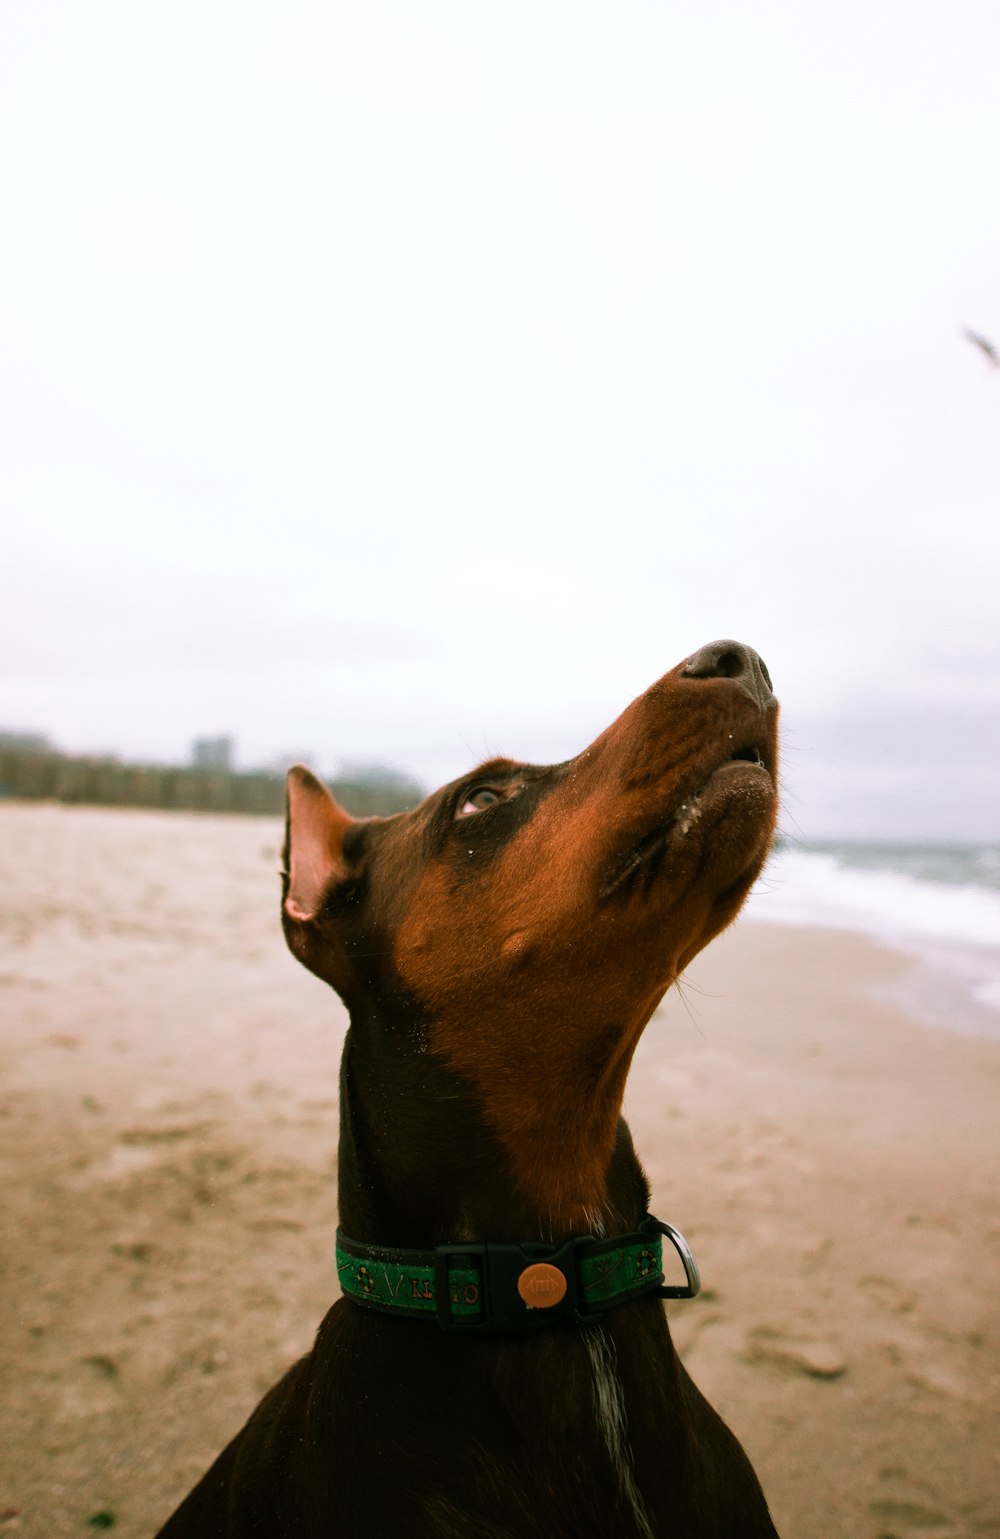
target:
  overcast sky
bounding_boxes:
[2,0,999,840]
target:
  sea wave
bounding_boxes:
[748,846,1000,948]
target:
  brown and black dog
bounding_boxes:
[155,640,781,1538]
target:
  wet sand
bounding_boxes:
[1,802,998,1538]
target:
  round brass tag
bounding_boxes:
[516,1262,568,1309]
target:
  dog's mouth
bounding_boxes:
[726,743,768,770]
[599,740,773,900]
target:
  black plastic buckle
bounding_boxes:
[433,1235,602,1332]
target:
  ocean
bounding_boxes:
[745,841,1000,1039]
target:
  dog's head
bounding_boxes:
[282,641,778,1229]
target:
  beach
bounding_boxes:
[1,803,998,1539]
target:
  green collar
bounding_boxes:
[336,1214,700,1332]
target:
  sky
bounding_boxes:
[2,0,999,841]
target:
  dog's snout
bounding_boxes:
[681,640,775,711]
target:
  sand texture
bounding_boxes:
[1,803,998,1538]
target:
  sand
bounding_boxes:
[1,802,998,1539]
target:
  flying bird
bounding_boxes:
[963,327,1000,367]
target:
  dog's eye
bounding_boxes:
[456,786,505,818]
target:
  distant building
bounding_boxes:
[190,735,234,771]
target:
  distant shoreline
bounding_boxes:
[0,751,421,818]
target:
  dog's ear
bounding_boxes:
[282,767,360,995]
[283,766,354,923]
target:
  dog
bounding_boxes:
[154,639,781,1538]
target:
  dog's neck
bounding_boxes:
[334,999,652,1250]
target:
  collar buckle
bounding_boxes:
[434,1233,601,1332]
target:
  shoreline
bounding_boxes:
[1,804,998,1537]
[746,913,1000,1043]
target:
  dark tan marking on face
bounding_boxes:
[392,657,779,1230]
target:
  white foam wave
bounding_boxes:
[748,848,1000,950]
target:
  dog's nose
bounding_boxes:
[681,640,775,711]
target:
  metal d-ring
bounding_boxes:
[652,1218,701,1299]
